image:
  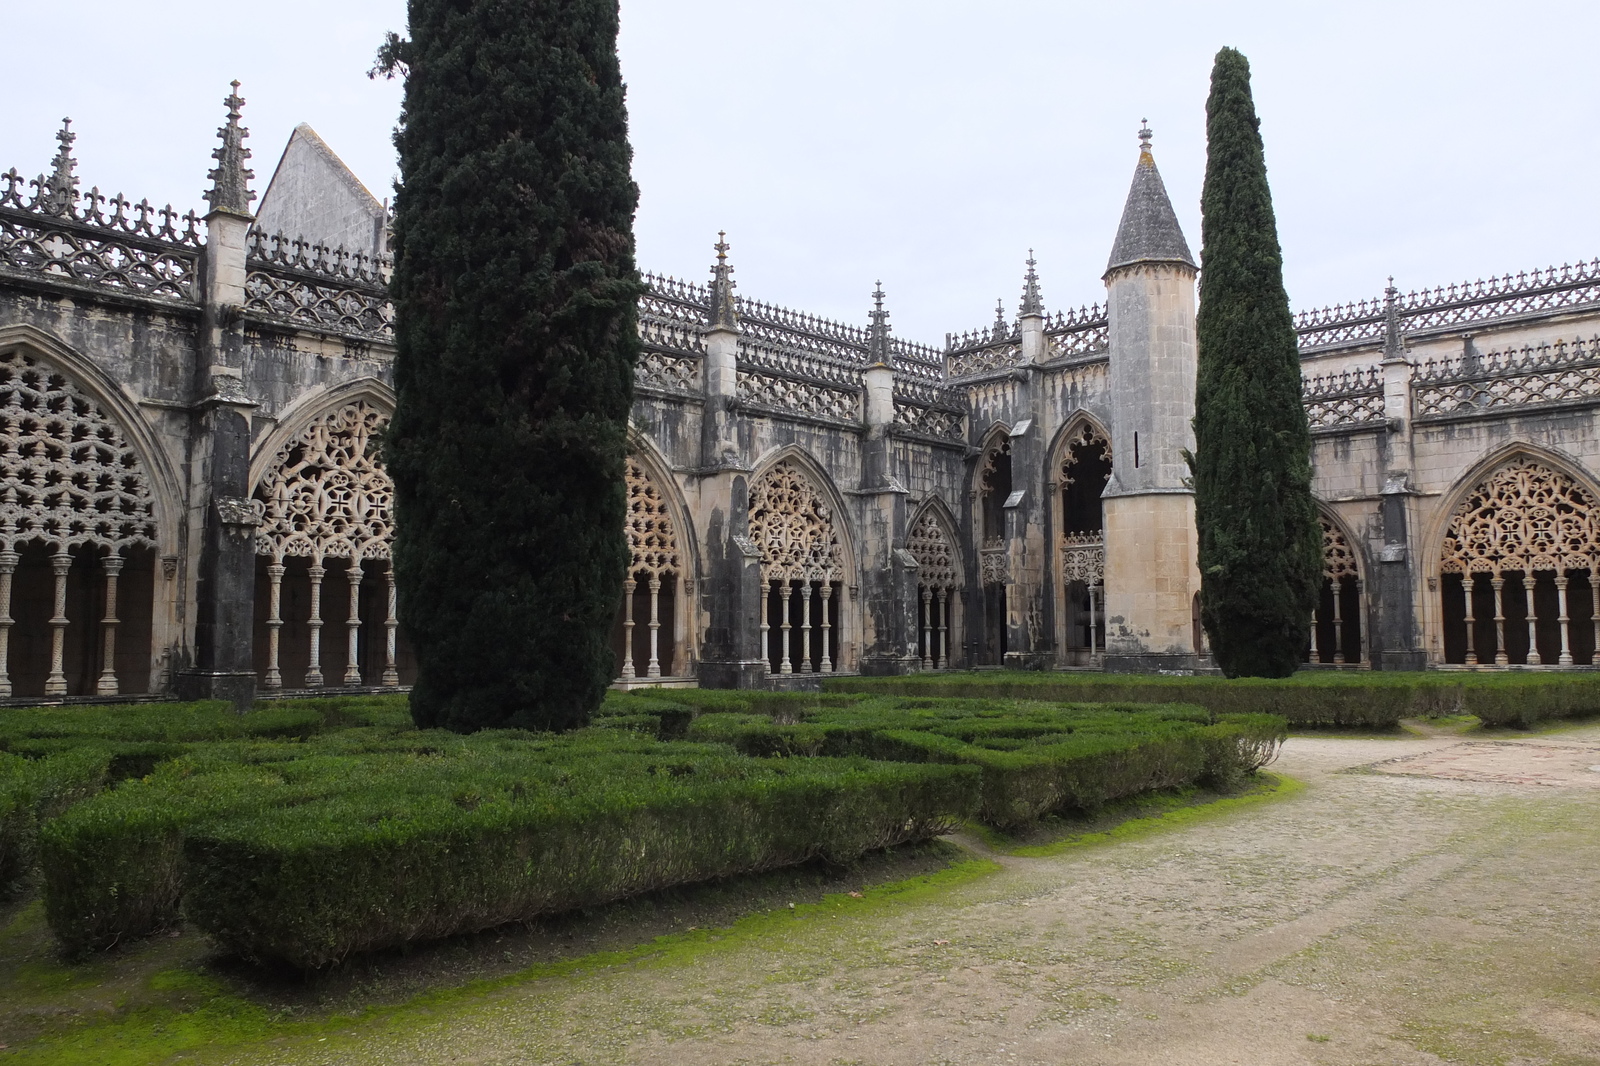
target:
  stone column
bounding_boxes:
[263,560,285,689]
[96,553,123,696]
[858,353,919,677]
[381,562,400,686]
[175,183,260,709]
[44,550,71,697]
[0,549,16,698]
[1370,283,1426,670]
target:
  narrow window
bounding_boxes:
[1134,432,1140,468]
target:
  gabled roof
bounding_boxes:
[1105,137,1196,276]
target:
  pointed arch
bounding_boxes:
[748,446,855,675]
[614,429,698,681]
[748,446,857,583]
[249,384,400,690]
[1428,444,1600,668]
[0,324,181,553]
[250,377,395,493]
[908,497,963,671]
[1308,505,1367,667]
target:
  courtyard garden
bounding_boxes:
[1,676,1597,1063]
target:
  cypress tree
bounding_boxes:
[384,0,642,731]
[1191,47,1321,678]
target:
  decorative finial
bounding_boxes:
[204,80,256,216]
[868,281,891,365]
[1019,251,1044,316]
[1383,275,1405,359]
[992,298,1009,340]
[44,117,78,216]
[707,230,739,331]
[1138,119,1154,163]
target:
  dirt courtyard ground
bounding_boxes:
[172,725,1595,1066]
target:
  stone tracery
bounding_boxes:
[617,456,682,679]
[0,346,159,696]
[1310,516,1363,666]
[908,508,959,669]
[750,459,844,673]
[1440,456,1600,666]
[253,400,398,689]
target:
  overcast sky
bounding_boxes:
[5,1,1597,344]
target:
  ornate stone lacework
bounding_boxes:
[242,269,394,341]
[1321,517,1358,580]
[892,400,964,440]
[635,350,701,393]
[1439,458,1600,576]
[0,347,157,550]
[948,342,1022,379]
[737,371,857,421]
[908,510,958,587]
[1059,533,1104,584]
[1413,337,1600,418]
[1059,421,1111,482]
[749,460,844,582]
[625,457,679,577]
[255,401,393,562]
[980,543,1008,586]
[1302,366,1385,429]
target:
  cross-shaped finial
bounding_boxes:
[873,281,885,312]
[225,80,245,121]
[1138,119,1152,149]
[715,230,729,263]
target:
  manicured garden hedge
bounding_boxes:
[824,670,1600,729]
[40,729,977,964]
[680,698,1284,827]
[0,747,112,897]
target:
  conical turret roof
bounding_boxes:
[1104,124,1195,276]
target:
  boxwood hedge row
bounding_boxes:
[679,698,1284,827]
[824,670,1600,729]
[40,729,977,964]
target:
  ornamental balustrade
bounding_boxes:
[0,170,202,305]
[1296,259,1600,353]
[1302,365,1386,430]
[1439,457,1600,667]
[1413,336,1600,419]
[891,399,965,441]
[242,229,393,342]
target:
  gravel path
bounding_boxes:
[233,728,1600,1066]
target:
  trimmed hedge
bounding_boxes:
[0,747,112,897]
[41,729,977,963]
[683,698,1285,827]
[825,670,1600,729]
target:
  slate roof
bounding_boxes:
[1105,144,1196,275]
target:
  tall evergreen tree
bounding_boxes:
[384,0,642,731]
[1191,47,1321,677]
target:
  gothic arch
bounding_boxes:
[1049,413,1113,665]
[615,430,697,680]
[1429,445,1600,667]
[249,390,401,690]
[249,377,395,494]
[0,325,175,697]
[1309,505,1367,666]
[748,447,855,674]
[748,446,858,582]
[0,324,182,552]
[908,498,963,670]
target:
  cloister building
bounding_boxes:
[2,89,1598,703]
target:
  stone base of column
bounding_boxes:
[1370,649,1428,671]
[695,659,768,690]
[1101,652,1218,675]
[859,653,923,676]
[174,669,257,712]
[1000,650,1054,672]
